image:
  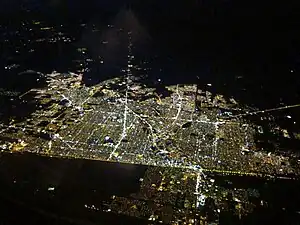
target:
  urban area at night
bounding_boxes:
[1,1,300,224]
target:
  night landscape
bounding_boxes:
[0,1,300,224]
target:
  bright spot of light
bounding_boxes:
[48,187,55,191]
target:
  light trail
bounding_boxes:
[195,172,203,208]
[212,123,219,161]
[172,84,183,125]
[108,36,132,160]
[108,89,129,160]
[57,91,73,105]
[18,89,34,98]
[225,103,300,118]
[127,107,156,146]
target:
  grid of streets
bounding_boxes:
[0,70,299,177]
[1,34,300,223]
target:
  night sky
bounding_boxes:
[1,0,300,107]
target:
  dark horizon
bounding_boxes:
[1,1,300,113]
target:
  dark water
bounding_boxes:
[0,153,300,224]
[0,153,148,225]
